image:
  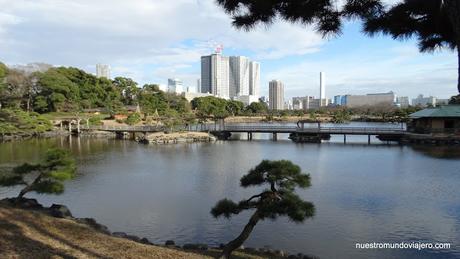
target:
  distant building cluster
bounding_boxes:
[271,72,329,111]
[200,53,260,105]
[94,54,450,111]
[411,94,449,107]
[327,93,448,109]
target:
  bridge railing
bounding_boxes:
[220,125,405,134]
[312,127,406,134]
[223,125,298,131]
[80,124,406,134]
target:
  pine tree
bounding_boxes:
[216,0,460,96]
[211,160,315,258]
[0,148,76,199]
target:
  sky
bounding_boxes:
[0,0,457,99]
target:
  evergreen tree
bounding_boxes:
[0,149,76,199]
[362,0,460,95]
[211,160,315,258]
[216,0,460,95]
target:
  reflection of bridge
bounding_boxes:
[80,124,406,143]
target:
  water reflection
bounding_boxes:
[411,145,460,159]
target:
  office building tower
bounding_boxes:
[229,56,250,98]
[249,61,260,97]
[320,72,327,106]
[96,64,110,79]
[201,53,260,99]
[201,54,230,98]
[269,80,284,110]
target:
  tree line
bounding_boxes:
[0,62,272,117]
[0,63,186,115]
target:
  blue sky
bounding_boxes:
[0,0,457,99]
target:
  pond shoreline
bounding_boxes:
[0,198,316,259]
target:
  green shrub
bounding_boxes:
[88,116,103,126]
[125,113,141,125]
[0,109,52,135]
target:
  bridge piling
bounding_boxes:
[344,134,347,144]
[368,135,371,144]
[273,132,278,141]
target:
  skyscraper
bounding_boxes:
[201,53,260,100]
[320,72,327,106]
[249,61,260,97]
[96,64,110,79]
[269,80,284,110]
[201,54,230,98]
[229,56,250,98]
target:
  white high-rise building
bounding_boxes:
[201,54,230,98]
[320,72,327,106]
[96,64,110,79]
[269,80,284,110]
[168,78,183,94]
[229,56,250,98]
[201,53,260,100]
[249,61,260,97]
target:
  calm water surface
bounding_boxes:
[1,132,460,259]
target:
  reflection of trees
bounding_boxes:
[411,145,460,159]
[0,137,115,165]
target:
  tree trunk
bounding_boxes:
[445,0,460,94]
[26,97,30,112]
[220,210,260,259]
[17,173,42,199]
[457,46,460,94]
[17,185,31,199]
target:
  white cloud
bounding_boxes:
[0,0,322,62]
[0,0,456,99]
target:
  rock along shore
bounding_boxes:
[138,131,217,144]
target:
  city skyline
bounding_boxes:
[0,0,457,99]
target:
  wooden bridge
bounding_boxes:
[80,124,406,143]
[209,125,405,143]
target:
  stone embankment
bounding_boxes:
[138,131,216,144]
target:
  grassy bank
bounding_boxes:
[0,203,289,258]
